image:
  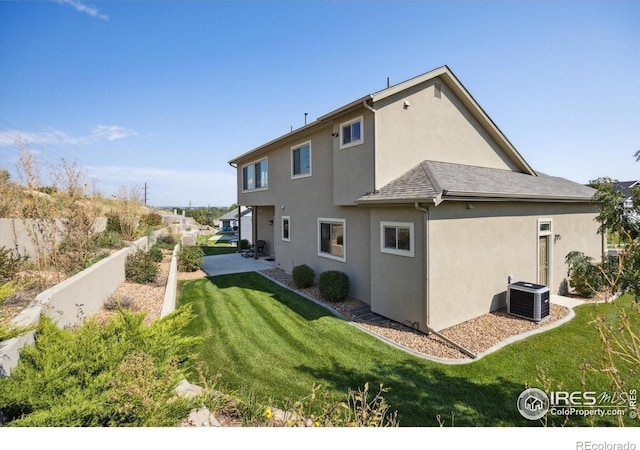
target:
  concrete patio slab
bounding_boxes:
[550,294,585,309]
[201,253,274,276]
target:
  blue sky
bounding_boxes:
[0,0,638,207]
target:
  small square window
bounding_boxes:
[340,116,363,149]
[380,221,414,257]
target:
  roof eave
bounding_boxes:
[443,191,594,203]
[229,95,371,165]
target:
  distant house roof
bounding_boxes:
[358,160,596,205]
[218,208,251,221]
[612,181,640,199]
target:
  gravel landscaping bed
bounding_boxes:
[94,250,207,324]
[260,268,570,361]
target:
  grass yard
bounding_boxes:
[196,234,239,256]
[177,272,639,427]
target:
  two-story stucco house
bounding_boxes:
[229,66,602,332]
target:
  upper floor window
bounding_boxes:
[340,116,363,149]
[291,141,311,178]
[242,158,268,191]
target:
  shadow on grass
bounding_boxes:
[295,357,534,427]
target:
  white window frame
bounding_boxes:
[380,221,415,257]
[537,218,553,287]
[291,141,312,179]
[317,218,346,262]
[241,157,268,192]
[339,116,363,150]
[282,216,290,242]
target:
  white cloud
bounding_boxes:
[0,125,137,147]
[53,0,109,21]
[85,165,238,207]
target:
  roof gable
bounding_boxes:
[230,66,535,176]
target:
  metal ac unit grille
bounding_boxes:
[508,281,550,322]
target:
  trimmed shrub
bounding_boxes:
[156,234,177,250]
[125,249,159,284]
[318,270,350,302]
[148,244,164,263]
[178,245,204,272]
[292,264,315,289]
[104,295,135,311]
[92,230,124,249]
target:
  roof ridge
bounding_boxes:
[420,161,443,194]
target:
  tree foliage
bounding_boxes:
[567,177,640,301]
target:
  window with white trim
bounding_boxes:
[291,141,311,178]
[242,158,268,191]
[339,116,363,149]
[380,222,414,257]
[282,216,290,242]
[318,218,346,262]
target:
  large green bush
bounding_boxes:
[318,270,350,302]
[178,245,204,272]
[565,251,606,298]
[0,307,201,426]
[292,264,315,289]
[125,249,159,284]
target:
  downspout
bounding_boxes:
[237,204,242,254]
[362,98,377,190]
[414,202,430,333]
[229,162,242,254]
[414,201,476,359]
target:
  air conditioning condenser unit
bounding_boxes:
[507,281,550,322]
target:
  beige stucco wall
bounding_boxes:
[426,201,601,331]
[332,111,375,205]
[369,207,425,328]
[235,122,372,301]
[374,77,521,189]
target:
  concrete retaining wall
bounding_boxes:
[160,243,181,318]
[0,230,166,377]
[0,217,107,258]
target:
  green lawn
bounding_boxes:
[177,272,639,427]
[196,234,239,256]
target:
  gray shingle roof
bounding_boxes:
[358,160,595,204]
